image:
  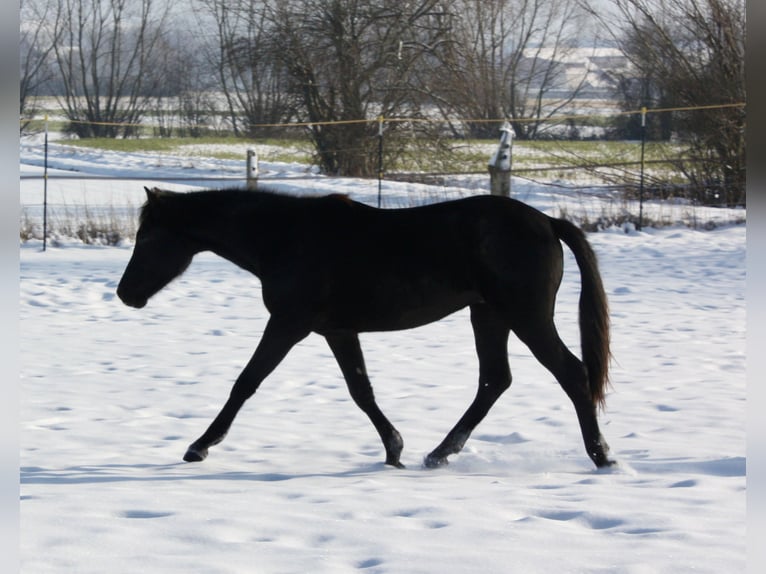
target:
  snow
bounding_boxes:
[20,139,745,573]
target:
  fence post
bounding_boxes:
[246,149,259,190]
[637,107,647,231]
[43,114,49,251]
[377,115,384,208]
[488,121,513,197]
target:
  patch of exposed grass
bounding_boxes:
[70,136,240,154]
[61,135,682,170]
[64,135,316,163]
[554,200,746,232]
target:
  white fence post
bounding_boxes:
[246,149,259,190]
[488,121,513,197]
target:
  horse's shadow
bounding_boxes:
[19,461,400,488]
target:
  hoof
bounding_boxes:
[386,459,406,469]
[183,445,208,462]
[591,450,617,469]
[423,454,448,469]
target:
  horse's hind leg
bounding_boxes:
[424,304,511,468]
[183,317,309,462]
[326,333,405,468]
[514,320,614,468]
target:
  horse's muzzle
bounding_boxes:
[116,284,147,309]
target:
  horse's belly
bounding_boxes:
[325,287,479,333]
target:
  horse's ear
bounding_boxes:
[144,187,164,202]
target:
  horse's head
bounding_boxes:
[117,188,195,308]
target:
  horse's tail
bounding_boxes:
[550,218,611,410]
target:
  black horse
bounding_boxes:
[117,187,614,469]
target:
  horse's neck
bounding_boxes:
[178,193,268,275]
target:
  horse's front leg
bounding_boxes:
[326,332,405,468]
[184,316,309,462]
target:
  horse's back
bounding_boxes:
[323,194,561,323]
[316,193,561,283]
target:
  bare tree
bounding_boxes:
[266,0,452,176]
[585,0,746,205]
[146,29,220,138]
[430,0,596,139]
[193,0,294,137]
[20,0,62,129]
[49,0,171,138]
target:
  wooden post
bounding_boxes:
[377,115,384,208]
[246,149,259,190]
[638,107,647,231]
[488,121,513,197]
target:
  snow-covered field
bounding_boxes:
[20,140,746,572]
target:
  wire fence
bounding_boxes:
[20,101,746,247]
[22,101,745,184]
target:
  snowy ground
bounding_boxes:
[20,140,746,572]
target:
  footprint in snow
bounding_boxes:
[120,510,174,519]
[357,558,384,569]
[656,404,679,412]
